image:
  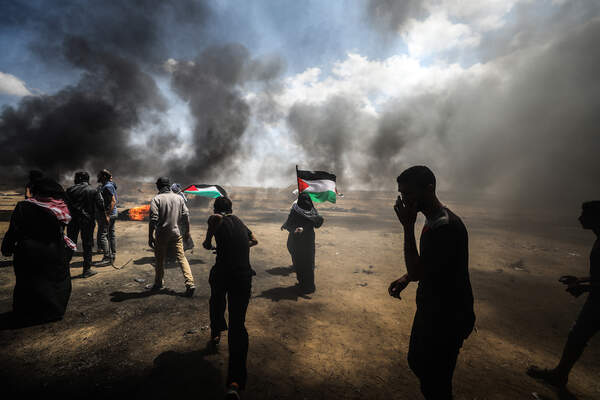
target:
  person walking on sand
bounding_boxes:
[148,177,195,296]
[527,201,600,398]
[203,196,258,400]
[388,166,475,400]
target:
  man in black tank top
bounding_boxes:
[527,201,600,395]
[203,197,258,399]
[389,166,475,400]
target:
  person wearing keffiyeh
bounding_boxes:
[281,192,324,294]
[1,177,73,324]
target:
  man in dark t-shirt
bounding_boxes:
[527,201,600,395]
[203,197,258,400]
[389,166,475,399]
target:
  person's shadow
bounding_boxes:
[0,311,60,330]
[109,288,182,302]
[138,344,224,399]
[256,285,310,302]
[265,265,295,276]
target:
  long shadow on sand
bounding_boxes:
[143,346,224,399]
[133,256,205,269]
[265,265,295,276]
[257,285,310,302]
[109,288,183,302]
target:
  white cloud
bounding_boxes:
[0,72,32,96]
[401,12,481,58]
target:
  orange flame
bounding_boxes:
[128,204,150,221]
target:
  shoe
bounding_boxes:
[526,365,567,388]
[146,283,165,291]
[225,383,240,400]
[95,257,112,267]
[184,285,196,298]
[82,268,98,278]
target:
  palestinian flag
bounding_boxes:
[183,184,227,198]
[297,169,337,203]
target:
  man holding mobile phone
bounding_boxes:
[389,165,475,399]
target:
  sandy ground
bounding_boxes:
[0,183,598,399]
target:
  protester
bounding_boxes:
[527,201,600,396]
[171,183,187,203]
[281,192,323,294]
[96,169,118,266]
[24,169,43,199]
[203,197,258,400]
[1,177,75,324]
[389,166,475,399]
[66,171,98,278]
[148,177,195,296]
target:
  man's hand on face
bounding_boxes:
[394,196,417,227]
[388,275,410,299]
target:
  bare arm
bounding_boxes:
[203,214,222,250]
[148,198,158,248]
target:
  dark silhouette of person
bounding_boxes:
[1,177,74,324]
[202,197,258,399]
[281,192,324,294]
[24,169,44,199]
[96,169,118,265]
[66,171,98,278]
[389,166,475,400]
[527,201,600,395]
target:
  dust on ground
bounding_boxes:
[0,182,598,399]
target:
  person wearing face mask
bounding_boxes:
[388,165,475,400]
[281,192,324,295]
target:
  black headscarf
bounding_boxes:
[290,193,323,227]
[31,177,66,200]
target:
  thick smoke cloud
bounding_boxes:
[287,96,371,185]
[167,44,285,182]
[362,13,600,207]
[0,1,283,184]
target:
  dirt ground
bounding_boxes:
[0,182,598,399]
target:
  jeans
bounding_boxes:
[209,266,252,390]
[67,214,95,269]
[153,234,194,288]
[98,215,116,259]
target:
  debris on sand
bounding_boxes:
[115,257,133,270]
[134,278,146,283]
[567,252,580,257]
[496,269,503,273]
[362,265,375,274]
[509,259,528,272]
[357,282,368,287]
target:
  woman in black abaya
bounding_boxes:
[1,178,74,324]
[281,193,324,294]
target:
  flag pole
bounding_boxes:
[296,164,300,195]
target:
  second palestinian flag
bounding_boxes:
[183,184,227,198]
[297,169,337,203]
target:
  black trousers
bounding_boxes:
[67,214,95,269]
[407,312,463,400]
[563,295,600,368]
[209,266,252,390]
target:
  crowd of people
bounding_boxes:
[1,166,597,400]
